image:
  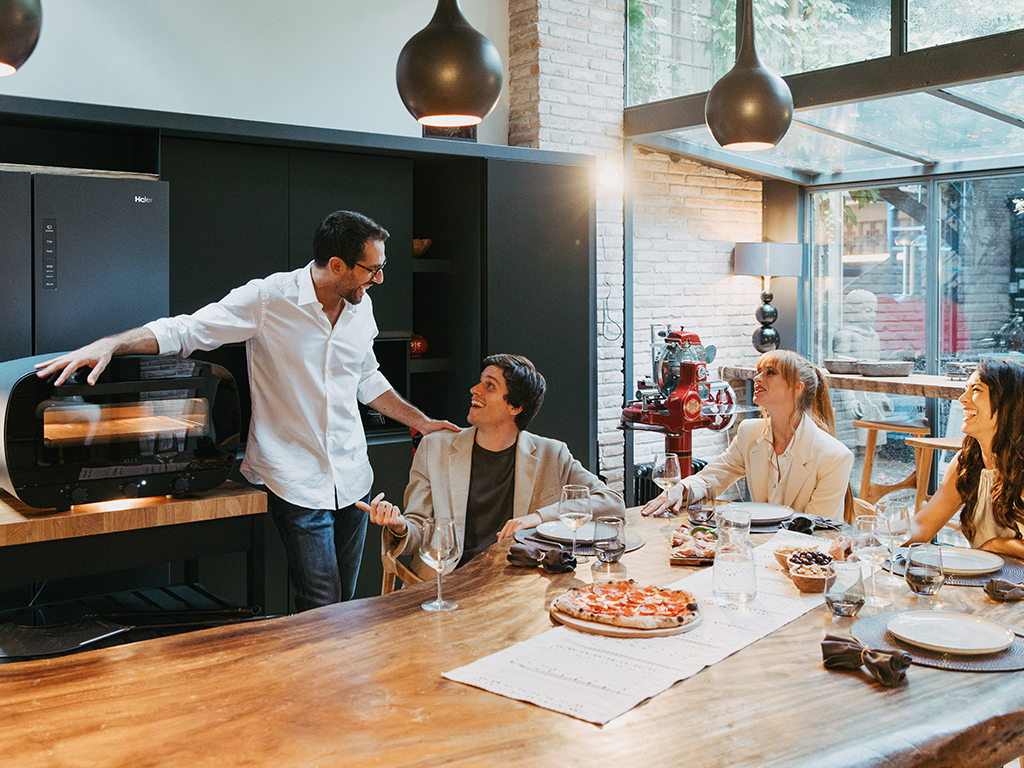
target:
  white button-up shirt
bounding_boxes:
[146,263,392,509]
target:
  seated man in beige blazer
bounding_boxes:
[358,354,624,579]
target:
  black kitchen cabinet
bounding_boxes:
[160,138,290,316]
[485,158,595,469]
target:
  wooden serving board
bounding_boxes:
[669,554,714,566]
[549,608,704,638]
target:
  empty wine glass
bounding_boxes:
[852,514,892,608]
[876,499,911,586]
[558,485,592,562]
[824,561,865,620]
[651,453,682,517]
[419,519,460,612]
[687,490,716,526]
[905,542,946,608]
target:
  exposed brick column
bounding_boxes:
[508,0,628,489]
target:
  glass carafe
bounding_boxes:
[712,507,756,604]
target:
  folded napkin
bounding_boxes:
[822,634,912,687]
[783,514,842,534]
[507,543,577,573]
[985,578,1024,601]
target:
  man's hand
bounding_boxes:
[356,492,408,536]
[34,328,159,386]
[420,418,460,435]
[34,338,121,386]
[498,512,542,540]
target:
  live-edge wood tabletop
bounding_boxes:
[2,508,1023,768]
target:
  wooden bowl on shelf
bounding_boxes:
[413,238,432,258]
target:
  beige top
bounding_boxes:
[970,469,1024,547]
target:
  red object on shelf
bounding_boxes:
[410,334,428,358]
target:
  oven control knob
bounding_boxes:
[173,477,191,494]
[123,482,141,498]
[70,488,88,505]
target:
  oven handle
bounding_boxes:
[51,377,208,397]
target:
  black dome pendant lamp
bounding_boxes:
[704,0,792,151]
[396,0,503,127]
[0,0,41,76]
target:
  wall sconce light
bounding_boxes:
[0,0,42,76]
[734,242,803,352]
[704,0,793,151]
[396,0,503,128]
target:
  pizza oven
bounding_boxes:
[0,354,240,511]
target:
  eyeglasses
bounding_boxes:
[353,258,386,279]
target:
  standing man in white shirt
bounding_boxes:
[35,210,459,611]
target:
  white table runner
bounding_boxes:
[443,530,831,724]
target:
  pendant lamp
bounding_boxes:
[704,0,792,151]
[396,0,503,128]
[0,0,41,76]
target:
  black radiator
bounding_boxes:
[632,458,708,506]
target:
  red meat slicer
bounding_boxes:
[620,327,743,478]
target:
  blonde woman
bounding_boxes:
[642,350,853,521]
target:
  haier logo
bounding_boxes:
[135,195,153,203]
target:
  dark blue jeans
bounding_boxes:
[267,489,369,612]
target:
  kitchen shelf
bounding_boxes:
[410,357,452,374]
[411,259,451,274]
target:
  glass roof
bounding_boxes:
[657,73,1024,186]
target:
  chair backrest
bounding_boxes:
[851,497,875,522]
[381,529,424,595]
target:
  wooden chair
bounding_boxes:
[852,419,930,504]
[381,530,423,595]
[904,435,963,512]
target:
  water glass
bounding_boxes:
[905,542,946,607]
[876,499,911,586]
[712,507,756,604]
[592,516,625,563]
[852,514,892,608]
[824,561,865,619]
[686,492,715,526]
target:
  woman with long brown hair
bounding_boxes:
[907,359,1024,555]
[642,350,854,521]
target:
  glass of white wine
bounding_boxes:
[419,519,460,612]
[651,453,682,517]
[558,484,592,562]
[852,514,892,608]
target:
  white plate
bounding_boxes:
[536,520,609,544]
[719,502,794,524]
[914,547,1004,576]
[886,611,1015,655]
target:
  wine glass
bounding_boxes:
[558,484,592,562]
[824,561,865,620]
[687,490,716,526]
[876,499,911,586]
[651,453,682,516]
[905,542,946,608]
[852,514,892,607]
[419,519,460,612]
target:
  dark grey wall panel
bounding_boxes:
[485,159,595,470]
[160,137,290,316]
[0,171,32,361]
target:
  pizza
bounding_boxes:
[670,524,717,559]
[550,580,701,630]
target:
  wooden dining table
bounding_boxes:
[2,508,1023,768]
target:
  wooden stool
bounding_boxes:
[853,419,930,504]
[905,435,963,512]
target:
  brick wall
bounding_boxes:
[507,0,765,490]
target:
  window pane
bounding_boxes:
[811,186,930,497]
[907,1,1024,50]
[627,0,890,106]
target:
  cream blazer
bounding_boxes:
[683,414,853,521]
[390,427,624,579]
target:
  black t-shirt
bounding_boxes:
[457,440,517,567]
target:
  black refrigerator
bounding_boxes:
[0,171,169,360]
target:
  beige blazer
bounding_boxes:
[683,414,853,521]
[390,427,624,579]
